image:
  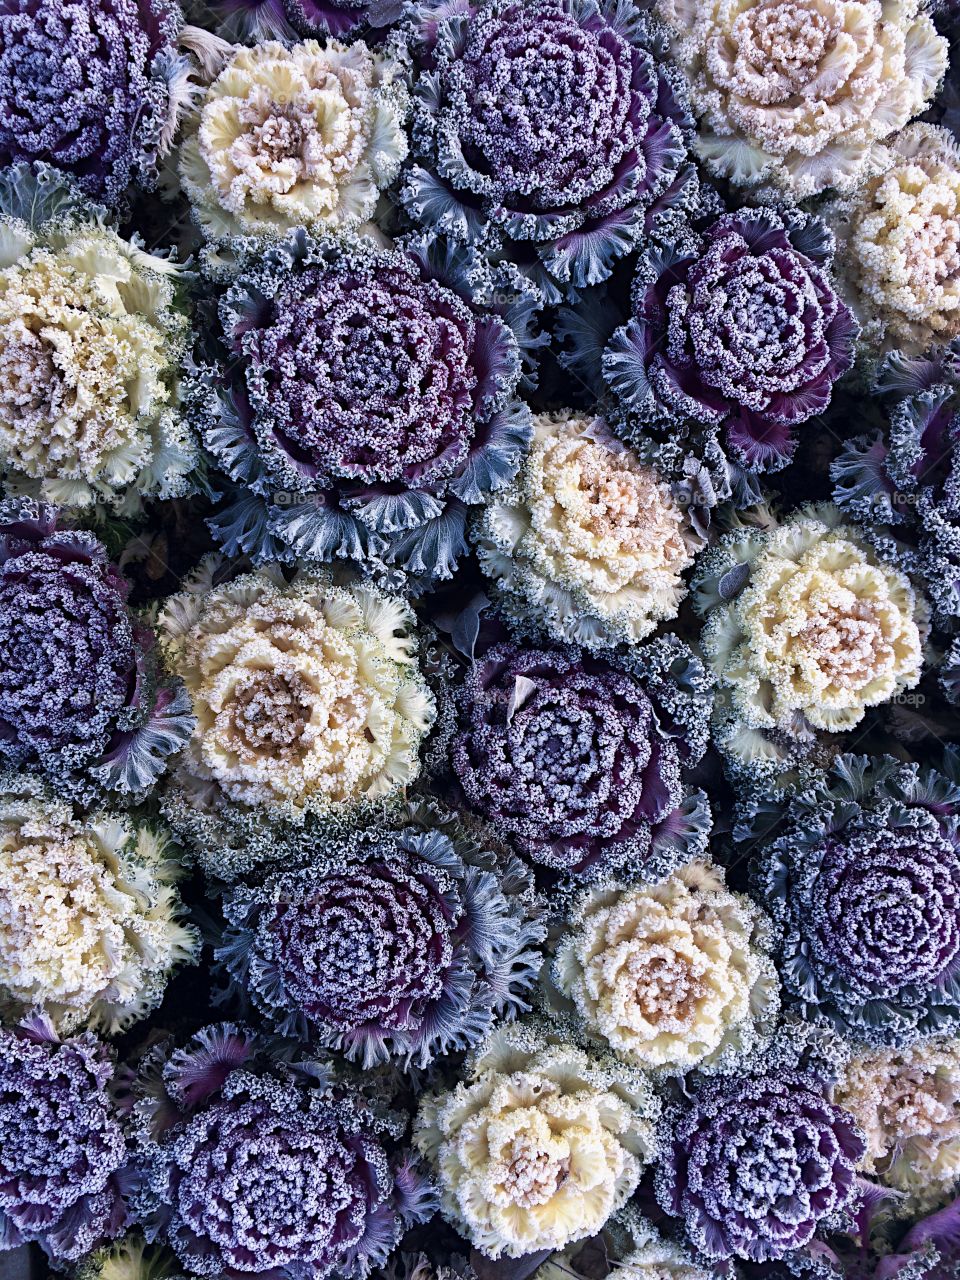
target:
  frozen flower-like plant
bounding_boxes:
[0,164,196,511]
[693,504,925,775]
[201,232,531,583]
[0,499,193,803]
[0,774,197,1034]
[450,636,712,882]
[0,1014,131,1261]
[403,0,698,299]
[828,125,960,355]
[550,860,778,1074]
[832,351,960,629]
[0,0,188,205]
[159,565,435,874]
[179,38,407,246]
[414,1021,659,1259]
[132,1024,434,1279]
[836,1039,960,1213]
[217,821,545,1067]
[656,0,947,198]
[603,208,857,471]
[655,1068,864,1262]
[472,410,697,649]
[752,753,960,1047]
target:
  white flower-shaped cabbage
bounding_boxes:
[179,39,408,242]
[0,224,193,511]
[700,505,924,734]
[415,1025,658,1259]
[832,124,960,352]
[552,862,777,1073]
[0,778,197,1033]
[159,567,435,812]
[474,412,695,649]
[837,1039,960,1212]
[657,0,947,197]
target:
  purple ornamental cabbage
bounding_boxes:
[656,1071,865,1264]
[832,348,960,628]
[750,754,960,1047]
[0,0,185,205]
[0,499,193,801]
[402,0,699,300]
[0,1014,131,1262]
[211,0,402,39]
[450,635,712,882]
[132,1024,435,1280]
[216,824,546,1068]
[200,232,534,583]
[602,208,858,471]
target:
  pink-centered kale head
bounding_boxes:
[216,823,545,1069]
[750,753,960,1048]
[655,1069,865,1264]
[0,1014,131,1261]
[603,208,858,472]
[0,498,193,802]
[131,1024,436,1280]
[0,0,185,205]
[403,0,699,300]
[450,635,712,883]
[199,231,534,584]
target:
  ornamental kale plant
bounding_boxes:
[0,499,192,802]
[197,232,534,584]
[749,754,960,1047]
[602,208,858,472]
[0,0,188,205]
[216,820,546,1067]
[450,635,712,883]
[403,0,700,300]
[131,1024,436,1280]
[0,1014,132,1261]
[655,1068,865,1263]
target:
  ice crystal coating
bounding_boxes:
[752,753,960,1047]
[603,208,857,471]
[159,566,435,868]
[200,232,532,583]
[0,1014,131,1261]
[657,0,948,197]
[179,38,408,245]
[0,499,193,803]
[132,1024,434,1279]
[0,0,185,205]
[550,860,778,1074]
[693,504,925,772]
[829,125,960,354]
[74,1236,183,1280]
[836,1039,960,1213]
[217,822,545,1067]
[403,0,699,299]
[415,1021,659,1259]
[0,164,196,511]
[450,636,712,882]
[656,1069,864,1263]
[832,352,960,629]
[0,775,197,1033]
[472,411,697,649]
